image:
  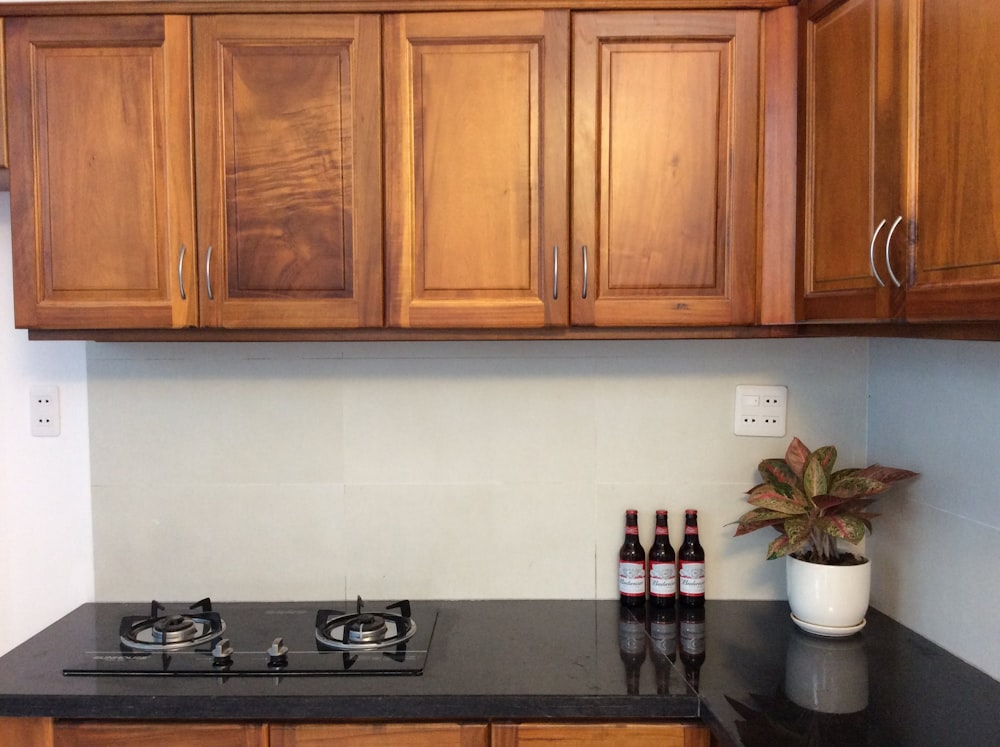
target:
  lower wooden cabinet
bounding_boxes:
[270,722,488,746]
[492,722,711,746]
[0,717,711,746]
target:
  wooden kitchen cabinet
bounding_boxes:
[385,10,762,330]
[492,722,711,746]
[904,0,1000,320]
[572,11,761,327]
[798,0,906,321]
[269,722,488,746]
[7,13,382,330]
[53,720,266,746]
[799,0,1000,323]
[384,11,570,328]
[6,15,197,329]
[192,14,383,329]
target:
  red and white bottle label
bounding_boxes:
[649,561,677,597]
[618,561,646,597]
[679,561,705,596]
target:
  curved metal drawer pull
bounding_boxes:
[205,245,215,301]
[885,215,903,287]
[869,218,887,287]
[178,244,187,301]
[581,245,589,300]
[552,245,559,300]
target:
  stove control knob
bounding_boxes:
[211,638,234,667]
[267,637,289,668]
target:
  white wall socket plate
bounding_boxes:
[734,384,787,437]
[30,385,61,437]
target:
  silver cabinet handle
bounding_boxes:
[205,245,215,301]
[552,245,559,300]
[581,245,589,300]
[869,218,887,287]
[885,215,903,287]
[178,244,187,301]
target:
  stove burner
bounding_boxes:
[120,598,226,652]
[315,597,417,651]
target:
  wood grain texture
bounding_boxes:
[270,722,488,746]
[491,722,710,747]
[905,0,1000,320]
[52,721,266,746]
[6,15,196,329]
[193,14,383,328]
[384,10,569,328]
[0,717,53,747]
[572,11,760,326]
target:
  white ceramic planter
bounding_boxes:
[786,554,871,630]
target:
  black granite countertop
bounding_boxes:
[0,600,997,746]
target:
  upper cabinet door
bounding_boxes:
[905,0,1000,321]
[384,11,570,328]
[572,12,760,327]
[798,0,906,322]
[7,15,196,329]
[193,15,383,329]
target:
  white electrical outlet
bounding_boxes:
[30,385,61,437]
[734,384,787,437]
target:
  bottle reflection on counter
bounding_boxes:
[679,605,706,688]
[648,605,677,694]
[617,604,646,695]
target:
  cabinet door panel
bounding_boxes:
[270,722,488,746]
[7,15,195,329]
[53,721,265,746]
[194,15,382,328]
[385,11,569,328]
[798,0,904,321]
[573,12,759,326]
[906,0,1000,320]
[491,722,709,747]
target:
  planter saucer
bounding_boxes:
[790,613,866,638]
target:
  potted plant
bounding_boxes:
[733,437,917,634]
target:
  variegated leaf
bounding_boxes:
[819,513,867,544]
[856,464,919,485]
[757,458,801,489]
[732,508,787,536]
[802,453,829,500]
[784,516,811,548]
[784,437,811,477]
[747,485,809,515]
[766,534,792,560]
[829,474,886,497]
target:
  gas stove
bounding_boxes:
[63,597,436,677]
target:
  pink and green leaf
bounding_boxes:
[758,458,801,490]
[802,453,830,499]
[747,484,809,515]
[784,437,811,477]
[818,513,867,544]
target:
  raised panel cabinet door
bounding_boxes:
[572,12,759,327]
[905,0,1000,320]
[6,15,196,329]
[798,0,906,322]
[491,722,710,747]
[194,15,383,328]
[52,721,266,747]
[269,722,489,746]
[384,11,570,328]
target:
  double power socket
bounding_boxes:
[734,385,787,437]
[30,385,61,437]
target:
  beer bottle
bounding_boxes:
[678,509,705,607]
[648,510,676,607]
[618,510,646,606]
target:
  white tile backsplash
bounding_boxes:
[87,338,869,602]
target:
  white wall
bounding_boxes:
[868,338,1000,680]
[0,195,93,655]
[86,337,869,603]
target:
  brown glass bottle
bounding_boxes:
[678,509,705,607]
[618,509,646,606]
[648,510,676,607]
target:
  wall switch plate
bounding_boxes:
[734,384,786,437]
[30,385,61,437]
